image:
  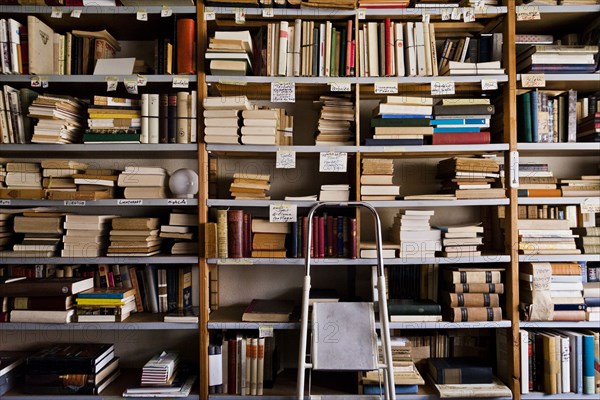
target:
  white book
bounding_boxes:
[190,90,197,143]
[423,22,432,76]
[390,22,396,76]
[301,21,307,76]
[359,27,366,77]
[560,334,570,393]
[293,19,301,77]
[7,19,23,74]
[27,16,55,75]
[140,93,149,144]
[324,21,332,77]
[367,22,379,77]
[148,94,159,144]
[0,94,10,143]
[414,22,426,76]
[286,26,294,77]
[319,23,325,77]
[429,23,438,76]
[520,330,529,395]
[404,22,417,76]
[277,21,288,76]
[0,19,9,74]
[394,23,405,77]
[461,37,471,62]
[176,92,189,144]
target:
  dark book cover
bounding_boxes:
[26,344,114,374]
[371,118,431,128]
[326,215,334,257]
[312,27,319,77]
[534,332,544,392]
[349,218,357,259]
[166,268,178,312]
[227,339,236,395]
[243,213,252,258]
[297,220,303,259]
[302,216,308,258]
[159,94,169,144]
[530,89,539,143]
[168,94,177,143]
[290,221,298,258]
[9,295,72,311]
[428,357,493,384]
[339,27,347,78]
[553,303,586,311]
[311,216,318,258]
[0,277,93,297]
[317,216,325,258]
[337,216,344,258]
[387,299,441,315]
[477,33,493,63]
[433,104,495,116]
[227,210,244,258]
[432,131,490,145]
[524,64,597,73]
[363,138,424,146]
[178,266,192,310]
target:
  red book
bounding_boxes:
[384,18,392,76]
[350,39,355,76]
[227,210,244,258]
[107,271,115,288]
[332,216,339,257]
[345,19,353,77]
[432,131,491,145]
[318,216,325,258]
[326,215,334,257]
[19,25,28,74]
[243,213,251,257]
[227,339,236,395]
[302,216,308,258]
[312,216,318,258]
[350,218,357,259]
[176,18,196,74]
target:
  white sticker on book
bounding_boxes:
[64,200,86,206]
[204,8,216,21]
[106,76,118,92]
[509,151,519,188]
[481,79,498,91]
[319,152,347,173]
[259,325,274,337]
[136,10,148,21]
[271,81,295,103]
[270,203,297,223]
[161,6,173,17]
[262,7,274,17]
[431,80,455,96]
[276,150,296,169]
[582,198,600,214]
[516,5,540,21]
[235,8,246,24]
[117,199,143,205]
[357,9,366,19]
[70,9,82,18]
[374,81,398,94]
[124,78,138,94]
[51,7,62,18]
[0,200,11,206]
[463,7,475,22]
[173,75,189,88]
[521,73,545,88]
[329,82,351,92]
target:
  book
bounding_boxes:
[26,343,114,374]
[0,277,94,297]
[428,357,493,384]
[242,299,294,322]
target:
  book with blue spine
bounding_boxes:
[430,118,488,125]
[77,288,136,299]
[433,127,482,133]
[582,332,595,394]
[379,114,432,119]
[363,384,418,395]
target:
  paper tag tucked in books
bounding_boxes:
[271,81,295,103]
[270,203,297,223]
[463,7,475,22]
[106,76,118,92]
[161,6,173,17]
[431,80,455,95]
[124,78,138,94]
[51,7,62,18]
[70,9,82,18]
[262,7,274,17]
[475,0,485,9]
[64,200,86,206]
[441,8,451,21]
[510,151,519,188]
[136,10,148,21]
[329,82,351,92]
[276,150,296,169]
[516,5,540,21]
[522,73,545,88]
[582,198,600,213]
[358,9,366,19]
[481,79,498,91]
[204,8,216,21]
[319,152,347,172]
[422,13,431,23]
[173,75,189,88]
[259,325,274,337]
[167,199,188,206]
[235,8,246,24]
[136,74,148,86]
[451,7,462,20]
[374,81,398,94]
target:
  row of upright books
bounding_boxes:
[205,0,501,9]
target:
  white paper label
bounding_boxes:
[276,150,296,169]
[271,81,295,103]
[358,9,366,19]
[0,200,11,205]
[64,200,86,206]
[319,152,347,173]
[106,76,118,92]
[173,75,189,88]
[516,5,540,21]
[161,6,173,17]
[374,81,398,94]
[51,7,62,18]
[117,199,143,205]
[204,8,216,21]
[124,78,138,94]
[463,7,475,22]
[262,7,274,17]
[451,7,462,20]
[582,198,600,213]
[422,13,431,24]
[475,0,485,9]
[70,9,82,18]
[235,8,246,24]
[329,82,351,92]
[136,74,148,86]
[167,199,189,205]
[217,258,253,265]
[481,79,498,91]
[259,325,274,337]
[383,146,406,152]
[522,73,545,88]
[136,10,148,21]
[269,203,297,223]
[441,8,451,21]
[510,151,519,188]
[30,76,42,87]
[431,80,455,95]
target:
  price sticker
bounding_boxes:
[204,8,216,21]
[422,13,431,24]
[64,200,86,206]
[117,199,143,205]
[319,152,347,173]
[441,8,451,21]
[481,79,498,91]
[173,75,189,88]
[463,7,475,22]
[276,150,296,169]
[582,198,600,213]
[522,73,545,88]
[510,151,519,188]
[516,5,540,21]
[431,80,455,95]
[259,325,274,338]
[235,8,246,24]
[106,76,118,92]
[167,199,188,205]
[358,9,366,19]
[262,7,274,17]
[270,203,297,223]
[374,81,398,94]
[124,78,138,94]
[161,6,173,17]
[451,7,462,20]
[70,9,82,18]
[329,82,351,92]
[136,74,148,86]
[136,9,148,21]
[0,200,11,206]
[271,81,295,103]
[51,7,62,18]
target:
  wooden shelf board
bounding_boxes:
[519,321,600,329]
[0,256,198,265]
[0,5,197,14]
[0,144,198,154]
[0,75,197,83]
[517,143,600,155]
[206,199,509,208]
[0,199,197,207]
[518,255,600,262]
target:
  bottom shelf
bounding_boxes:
[2,368,199,400]
[521,393,600,399]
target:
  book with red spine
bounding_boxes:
[432,131,491,145]
[318,216,325,258]
[227,210,244,258]
[350,218,357,259]
[385,18,392,76]
[326,215,334,256]
[302,216,308,258]
[312,216,318,258]
[176,18,196,74]
[345,19,353,77]
[227,339,236,395]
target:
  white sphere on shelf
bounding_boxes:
[169,168,199,199]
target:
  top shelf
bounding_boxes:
[527,5,600,14]
[0,5,197,14]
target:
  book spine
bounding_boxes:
[350,217,357,259]
[293,19,301,77]
[243,212,251,258]
[140,93,149,144]
[384,18,392,76]
[250,338,258,395]
[227,339,236,395]
[583,335,595,394]
[449,307,502,322]
[312,26,319,77]
[311,216,318,258]
[395,22,405,77]
[337,216,343,258]
[345,19,352,77]
[176,91,190,144]
[448,293,500,307]
[159,94,169,144]
[167,94,177,143]
[449,271,501,284]
[302,216,308,258]
[148,94,159,144]
[176,19,195,74]
[317,216,325,258]
[291,221,298,258]
[326,215,334,257]
[227,210,244,258]
[217,210,228,258]
[257,338,265,396]
[144,265,159,314]
[432,131,490,145]
[277,21,288,76]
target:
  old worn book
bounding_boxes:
[443,292,500,307]
[242,299,294,322]
[27,16,54,75]
[432,376,512,398]
[447,307,503,322]
[14,216,63,233]
[0,277,94,297]
[112,218,160,230]
[443,268,503,284]
[251,219,291,234]
[428,357,493,384]
[252,233,286,251]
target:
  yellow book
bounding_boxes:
[76,298,130,306]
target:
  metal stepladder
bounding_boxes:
[296,202,396,400]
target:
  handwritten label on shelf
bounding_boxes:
[582,198,600,214]
[136,9,148,21]
[451,7,462,20]
[374,81,398,94]
[30,76,48,88]
[441,8,451,21]
[64,200,86,206]
[137,74,148,86]
[173,75,189,88]
[235,8,246,24]
[117,199,143,206]
[70,9,82,18]
[270,203,297,223]
[217,258,253,265]
[167,199,189,206]
[161,6,173,17]
[51,7,62,18]
[271,81,295,103]
[106,76,118,92]
[124,78,138,94]
[516,5,540,21]
[0,200,11,206]
[319,152,347,173]
[431,80,455,96]
[475,0,485,9]
[262,7,274,17]
[204,8,216,20]
[358,9,366,19]
[463,7,475,22]
[329,82,351,92]
[422,13,431,23]
[521,73,545,88]
[259,325,274,338]
[481,79,498,91]
[509,151,519,188]
[276,150,296,169]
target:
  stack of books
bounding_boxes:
[42,160,87,198]
[117,166,169,199]
[76,287,137,322]
[432,99,494,145]
[24,343,119,395]
[107,218,162,257]
[389,210,441,259]
[583,262,600,321]
[314,96,355,145]
[574,226,600,255]
[251,219,290,258]
[8,213,64,258]
[0,86,38,144]
[577,111,600,142]
[360,158,399,200]
[437,157,504,199]
[240,108,293,146]
[517,163,559,198]
[520,262,585,322]
[29,95,86,144]
[359,241,400,258]
[160,212,198,255]
[0,352,26,396]
[387,299,442,322]
[0,277,94,324]
[61,168,119,200]
[442,267,503,322]
[518,219,580,255]
[242,298,294,322]
[0,211,13,251]
[203,96,252,145]
[61,215,116,258]
[434,223,484,258]
[141,352,179,386]
[3,162,43,198]
[139,92,197,144]
[440,60,504,76]
[230,173,270,200]
[517,89,578,143]
[85,96,141,144]
[516,44,598,74]
[368,96,433,146]
[207,30,253,76]
[559,175,600,198]
[319,184,350,201]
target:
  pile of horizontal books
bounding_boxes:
[123,352,196,397]
[368,96,433,146]
[107,217,162,257]
[437,156,504,199]
[76,287,137,322]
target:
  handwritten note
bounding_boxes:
[270,203,297,223]
[422,13,431,23]
[374,81,398,94]
[106,76,118,92]
[481,79,498,91]
[136,10,148,21]
[441,8,451,21]
[463,7,475,22]
[173,75,189,88]
[70,9,82,18]
[51,7,62,18]
[329,82,351,92]
[137,74,148,86]
[358,9,366,19]
[522,73,545,88]
[117,199,143,205]
[516,5,540,21]
[161,6,173,17]
[0,200,11,206]
[167,199,189,206]
[510,151,519,188]
[259,325,274,337]
[451,7,462,20]
[582,198,600,213]
[204,8,216,21]
[124,78,138,94]
[64,200,86,206]
[235,8,246,24]
[271,81,295,103]
[276,150,296,169]
[319,152,347,173]
[475,0,485,9]
[262,7,274,17]
[431,80,455,95]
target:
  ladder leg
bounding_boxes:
[297,275,311,400]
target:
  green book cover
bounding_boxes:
[387,299,441,315]
[521,92,533,143]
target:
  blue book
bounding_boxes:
[530,90,539,143]
[433,127,481,133]
[431,118,488,125]
[584,297,600,307]
[553,304,586,311]
[380,114,432,119]
[362,384,418,395]
[76,288,135,299]
[582,333,595,394]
